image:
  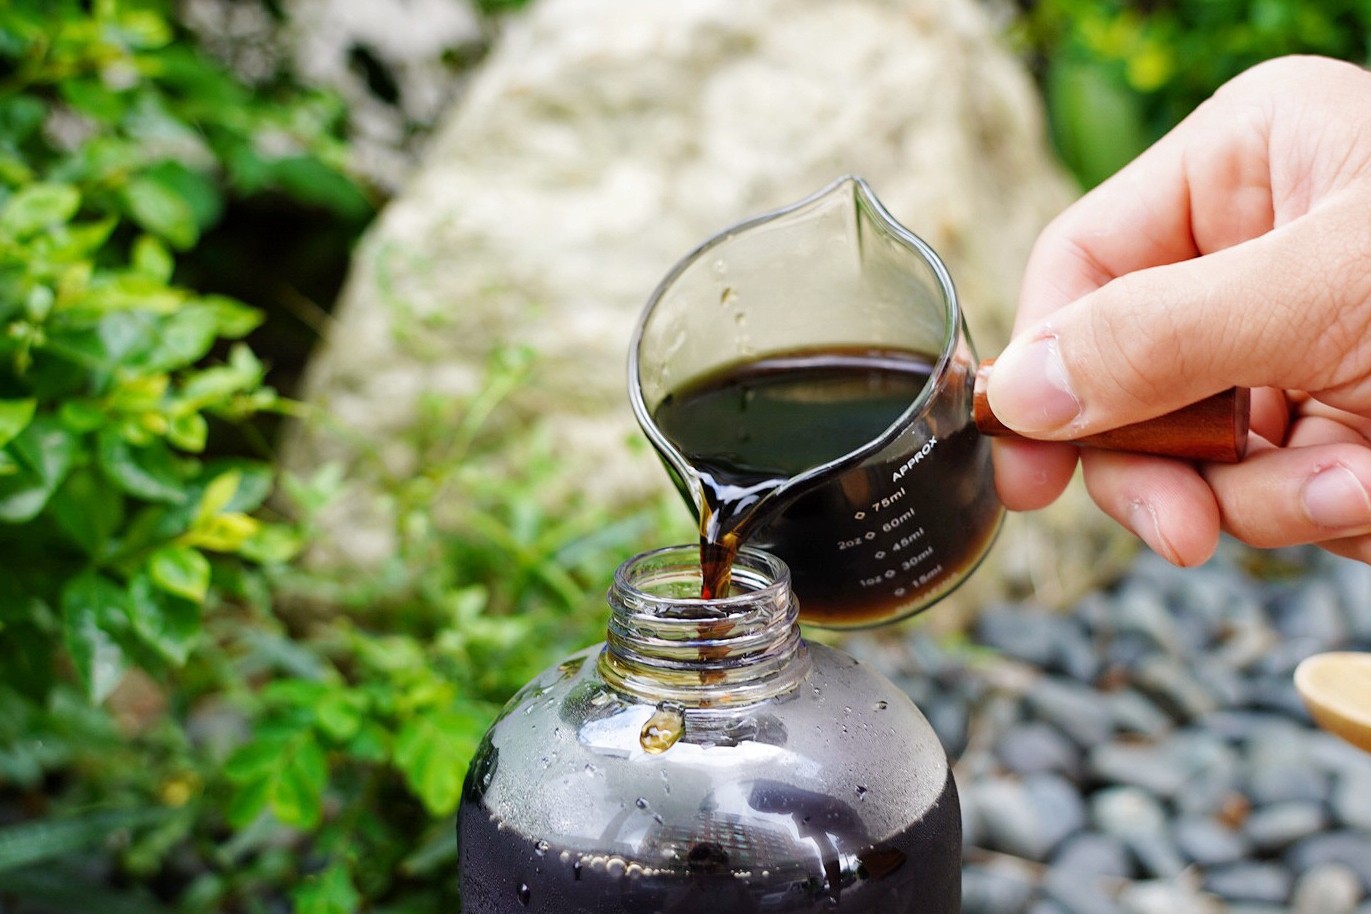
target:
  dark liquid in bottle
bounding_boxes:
[651,348,999,625]
[458,765,961,913]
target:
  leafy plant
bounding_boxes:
[0,2,684,911]
[0,0,362,716]
[1012,0,1371,187]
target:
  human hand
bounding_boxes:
[986,55,1371,567]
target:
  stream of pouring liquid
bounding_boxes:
[695,474,786,600]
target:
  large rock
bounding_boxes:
[285,0,1121,610]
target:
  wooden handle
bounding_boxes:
[973,359,1250,463]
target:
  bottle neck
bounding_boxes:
[599,545,810,707]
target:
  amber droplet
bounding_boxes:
[640,703,685,754]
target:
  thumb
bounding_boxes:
[987,199,1371,439]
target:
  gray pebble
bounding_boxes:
[1332,557,1371,640]
[996,721,1081,778]
[1089,742,1189,797]
[977,605,1059,669]
[1287,831,1371,892]
[1100,689,1171,739]
[1116,880,1217,914]
[1025,773,1088,856]
[1130,655,1219,722]
[1291,862,1363,914]
[925,696,968,758]
[1126,832,1187,880]
[1041,866,1127,914]
[1273,578,1348,649]
[1244,800,1328,854]
[1309,730,1371,778]
[1091,787,1167,838]
[1172,815,1249,867]
[1052,832,1133,881]
[974,777,1055,861]
[1109,582,1181,654]
[1332,769,1371,830]
[1245,763,1330,806]
[1203,862,1292,905]
[1026,677,1115,748]
[961,859,1037,914]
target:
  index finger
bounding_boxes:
[1015,65,1282,333]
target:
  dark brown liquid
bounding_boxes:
[651,348,999,625]
[457,768,960,913]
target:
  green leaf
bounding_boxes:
[223,732,289,782]
[128,573,200,665]
[148,545,210,603]
[1047,57,1149,189]
[0,96,45,147]
[293,863,360,914]
[97,429,186,504]
[224,726,328,829]
[268,731,327,827]
[0,808,170,873]
[225,774,269,828]
[393,711,487,815]
[131,235,174,283]
[0,622,55,706]
[0,183,81,238]
[201,295,263,339]
[122,176,198,250]
[50,469,124,557]
[143,303,219,372]
[315,691,364,742]
[195,470,241,523]
[0,418,77,523]
[61,573,129,703]
[267,156,372,222]
[140,160,222,231]
[166,412,206,452]
[239,523,303,565]
[0,400,36,449]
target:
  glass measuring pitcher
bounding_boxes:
[629,176,1001,628]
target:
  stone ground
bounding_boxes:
[844,541,1371,914]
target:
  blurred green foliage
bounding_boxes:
[0,0,687,910]
[0,0,355,721]
[1013,0,1371,187]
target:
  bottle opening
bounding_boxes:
[600,546,809,706]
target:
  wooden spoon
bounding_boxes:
[1295,651,1371,754]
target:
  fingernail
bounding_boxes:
[989,331,1082,435]
[1128,498,1179,564]
[1301,465,1371,529]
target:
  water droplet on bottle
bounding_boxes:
[720,286,737,306]
[635,797,649,809]
[874,700,889,711]
[584,763,597,775]
[517,882,531,905]
[534,839,549,856]
[572,859,583,880]
[640,702,685,754]
[855,784,868,799]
